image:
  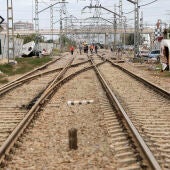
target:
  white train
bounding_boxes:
[160,39,170,71]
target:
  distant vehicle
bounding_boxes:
[139,50,149,57]
[22,41,35,56]
[148,50,160,61]
[95,43,104,49]
[22,41,41,57]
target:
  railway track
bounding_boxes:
[0,55,90,96]
[0,55,94,166]
[0,56,142,169]
[92,54,169,169]
[0,51,168,169]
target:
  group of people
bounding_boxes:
[70,43,98,55]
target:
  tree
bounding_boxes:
[21,34,44,44]
[126,34,134,45]
[58,35,76,49]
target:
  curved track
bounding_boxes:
[1,58,142,170]
[0,55,93,165]
[0,51,169,169]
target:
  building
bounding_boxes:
[14,21,34,30]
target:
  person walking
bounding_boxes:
[79,44,83,54]
[90,44,94,54]
[95,45,98,54]
[84,44,88,54]
[70,45,74,55]
[117,47,122,59]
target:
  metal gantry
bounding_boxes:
[59,2,63,51]
[119,0,123,29]
[59,0,67,51]
[134,0,140,57]
[7,0,15,62]
[34,0,39,54]
[114,4,117,50]
[127,0,140,57]
[50,4,54,41]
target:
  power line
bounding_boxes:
[124,9,134,14]
[124,0,158,14]
[139,0,158,7]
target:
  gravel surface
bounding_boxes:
[6,69,117,170]
[98,62,170,169]
[104,50,170,92]
[117,62,170,92]
[2,50,169,169]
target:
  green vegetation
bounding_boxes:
[17,34,45,44]
[125,34,134,45]
[0,56,52,84]
[150,64,170,78]
[52,48,61,56]
[0,74,8,84]
[162,71,170,77]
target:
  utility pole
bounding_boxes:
[119,0,123,45]
[134,0,139,57]
[82,3,120,47]
[139,11,143,46]
[7,0,15,63]
[34,0,39,55]
[59,0,66,52]
[123,16,127,49]
[94,0,101,44]
[50,5,54,42]
[59,7,63,51]
[114,4,117,51]
[127,0,140,58]
[36,0,67,52]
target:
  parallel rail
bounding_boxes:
[0,60,104,166]
[90,57,161,170]
[0,59,90,96]
[0,57,74,164]
[107,59,170,99]
[0,56,62,91]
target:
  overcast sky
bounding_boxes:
[0,0,170,29]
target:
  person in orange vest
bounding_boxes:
[90,44,94,54]
[70,45,74,55]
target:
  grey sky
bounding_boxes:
[0,0,170,29]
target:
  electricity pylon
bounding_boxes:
[7,0,15,62]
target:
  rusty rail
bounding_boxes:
[107,59,170,99]
[0,56,61,91]
[0,60,104,164]
[90,58,161,170]
[0,59,90,96]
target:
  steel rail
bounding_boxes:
[0,57,74,164]
[0,59,90,96]
[107,59,170,99]
[0,56,62,91]
[0,61,105,165]
[90,58,161,170]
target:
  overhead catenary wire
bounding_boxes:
[124,9,134,14]
[139,0,158,7]
[124,0,158,14]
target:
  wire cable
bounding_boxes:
[123,0,158,15]
[124,9,135,14]
[139,0,158,7]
